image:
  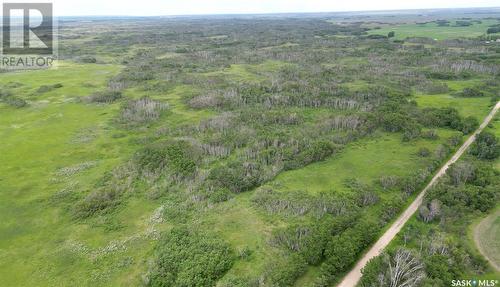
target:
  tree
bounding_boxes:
[419,199,441,223]
[418,148,431,157]
[361,249,426,287]
[470,132,499,160]
[388,31,396,38]
[487,27,500,34]
[387,249,426,287]
[148,227,233,287]
[460,116,479,134]
[459,87,484,98]
[448,161,475,186]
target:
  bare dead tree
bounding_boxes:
[388,249,426,287]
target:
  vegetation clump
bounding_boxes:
[118,97,169,126]
[36,83,63,94]
[84,90,122,103]
[0,90,27,108]
[147,227,234,287]
[470,131,499,160]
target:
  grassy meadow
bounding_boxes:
[367,19,499,40]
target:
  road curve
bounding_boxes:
[337,101,500,287]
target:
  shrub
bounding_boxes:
[263,254,307,287]
[84,90,122,103]
[0,89,27,108]
[252,189,355,218]
[379,175,399,190]
[436,20,450,26]
[487,27,500,34]
[74,189,120,218]
[419,82,449,95]
[360,249,425,287]
[270,224,329,264]
[460,116,479,134]
[207,188,233,204]
[470,131,499,160]
[208,161,262,193]
[134,140,198,179]
[447,161,475,186]
[422,129,439,140]
[458,87,484,98]
[36,83,63,94]
[418,147,431,157]
[3,96,27,108]
[367,34,388,39]
[147,227,233,287]
[318,220,380,286]
[455,20,472,27]
[402,123,422,142]
[76,55,97,63]
[118,97,168,126]
[284,141,338,170]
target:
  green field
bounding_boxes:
[0,63,156,286]
[265,131,457,196]
[367,19,499,40]
[473,209,500,271]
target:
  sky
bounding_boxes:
[13,0,500,16]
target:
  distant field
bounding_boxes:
[415,94,493,119]
[367,19,499,40]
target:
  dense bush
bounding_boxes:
[359,249,425,287]
[84,90,122,103]
[317,219,380,286]
[252,189,356,218]
[118,97,169,126]
[487,26,500,34]
[148,227,233,287]
[263,254,307,287]
[36,83,63,94]
[134,140,199,179]
[458,87,484,97]
[76,55,97,63]
[0,89,27,108]
[284,141,338,170]
[2,96,27,108]
[470,131,499,160]
[208,161,262,193]
[460,116,479,134]
[74,189,120,218]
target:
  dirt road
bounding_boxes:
[337,101,500,287]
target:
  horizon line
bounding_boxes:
[53,6,500,18]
